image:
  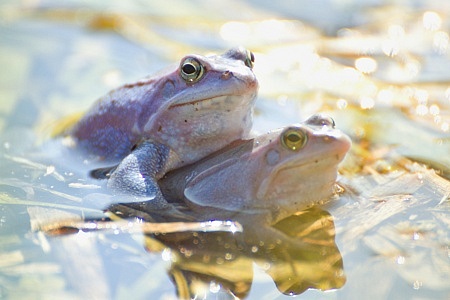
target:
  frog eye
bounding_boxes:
[281,128,307,151]
[245,50,255,69]
[305,114,335,128]
[180,57,204,83]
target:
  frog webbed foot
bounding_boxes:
[106,141,192,220]
[108,183,194,221]
[111,193,193,221]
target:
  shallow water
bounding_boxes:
[1,1,449,299]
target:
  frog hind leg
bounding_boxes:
[107,141,192,220]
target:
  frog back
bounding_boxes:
[67,78,168,161]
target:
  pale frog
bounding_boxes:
[159,114,351,223]
[67,47,258,164]
[85,48,258,216]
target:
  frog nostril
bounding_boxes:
[221,70,233,80]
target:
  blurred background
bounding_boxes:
[0,0,449,299]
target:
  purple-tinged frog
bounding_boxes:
[158,114,351,223]
[82,48,258,216]
[66,47,258,164]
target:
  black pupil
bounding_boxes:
[288,133,300,143]
[182,63,196,75]
[250,52,255,63]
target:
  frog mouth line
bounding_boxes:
[168,95,230,109]
[275,152,346,174]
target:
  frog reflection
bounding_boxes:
[106,204,345,298]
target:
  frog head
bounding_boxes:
[141,47,258,167]
[181,114,351,222]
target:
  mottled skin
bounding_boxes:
[83,48,257,216]
[159,114,351,223]
[68,47,258,163]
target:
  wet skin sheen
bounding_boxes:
[82,48,258,216]
[67,47,258,164]
[158,114,351,223]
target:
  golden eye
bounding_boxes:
[281,128,307,151]
[180,57,204,83]
[245,49,255,69]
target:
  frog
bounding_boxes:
[65,47,258,164]
[158,114,351,223]
[82,48,258,217]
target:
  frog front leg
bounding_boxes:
[107,141,190,219]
